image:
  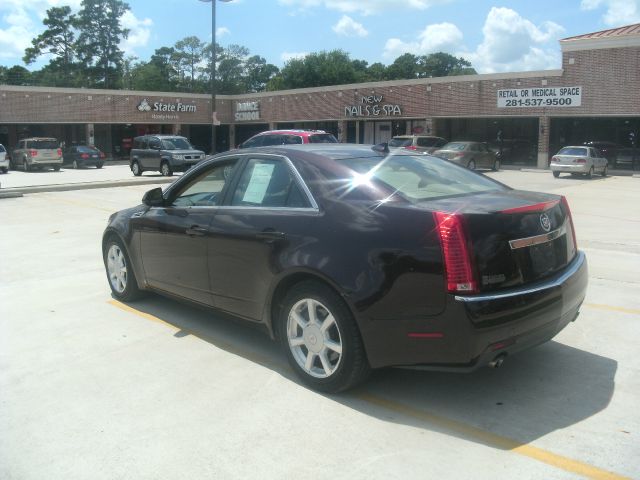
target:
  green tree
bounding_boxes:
[244,55,279,93]
[366,62,387,81]
[150,46,179,89]
[75,0,130,88]
[386,53,419,80]
[174,36,206,92]
[5,65,32,85]
[418,52,476,77]
[269,50,364,90]
[23,6,78,84]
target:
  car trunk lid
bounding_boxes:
[428,190,577,294]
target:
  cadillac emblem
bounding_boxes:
[540,212,552,232]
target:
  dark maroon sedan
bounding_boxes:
[102,145,587,392]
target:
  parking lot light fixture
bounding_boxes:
[199,0,233,155]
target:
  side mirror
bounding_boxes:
[372,142,389,153]
[142,187,164,207]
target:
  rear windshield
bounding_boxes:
[77,146,98,153]
[338,154,504,202]
[0,145,5,152]
[440,142,468,151]
[308,134,338,143]
[161,137,193,150]
[388,138,412,147]
[417,137,442,147]
[27,140,58,149]
[558,147,588,156]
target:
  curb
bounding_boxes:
[0,177,176,196]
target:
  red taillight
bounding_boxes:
[551,156,559,163]
[100,152,106,158]
[560,196,578,250]
[57,148,62,157]
[404,145,417,150]
[434,212,478,294]
[453,152,464,158]
[500,200,559,214]
[574,158,586,164]
[81,153,90,159]
[30,149,38,157]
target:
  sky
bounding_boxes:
[1,0,639,74]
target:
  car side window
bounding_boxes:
[148,138,161,150]
[242,136,262,148]
[231,158,310,208]
[171,160,238,207]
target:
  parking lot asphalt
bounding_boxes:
[1,171,639,480]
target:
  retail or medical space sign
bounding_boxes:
[497,86,582,108]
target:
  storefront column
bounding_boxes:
[269,122,277,130]
[172,124,181,135]
[229,124,236,150]
[426,118,435,136]
[355,121,360,144]
[86,124,94,146]
[537,116,550,169]
[338,120,347,143]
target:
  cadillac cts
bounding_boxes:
[102,145,588,392]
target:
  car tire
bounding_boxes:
[103,236,143,302]
[23,158,30,172]
[53,165,60,171]
[553,171,560,178]
[601,164,608,177]
[492,159,500,171]
[160,161,173,177]
[0,167,7,174]
[96,163,103,169]
[278,280,371,393]
[586,166,594,179]
[131,160,142,176]
[467,159,476,170]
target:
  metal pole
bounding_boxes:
[210,1,217,155]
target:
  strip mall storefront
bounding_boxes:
[1,24,638,168]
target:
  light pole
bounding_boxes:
[199,0,232,155]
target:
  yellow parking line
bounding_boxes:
[108,299,630,480]
[358,394,629,480]
[585,303,640,316]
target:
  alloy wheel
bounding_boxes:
[286,298,343,379]
[106,244,128,294]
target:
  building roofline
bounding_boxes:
[0,69,563,100]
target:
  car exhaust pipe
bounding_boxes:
[488,354,506,369]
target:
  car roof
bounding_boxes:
[224,143,404,162]
[393,135,443,139]
[254,129,328,136]
[22,137,58,141]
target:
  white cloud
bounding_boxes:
[216,27,230,38]
[278,0,450,15]
[383,22,463,58]
[580,0,640,26]
[281,51,308,63]
[461,7,565,73]
[120,11,153,55]
[332,15,368,37]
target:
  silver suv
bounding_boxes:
[130,135,205,176]
[12,137,63,171]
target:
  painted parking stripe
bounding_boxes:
[585,303,640,316]
[108,299,630,480]
[358,394,629,480]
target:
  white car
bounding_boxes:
[550,146,608,178]
[0,143,8,173]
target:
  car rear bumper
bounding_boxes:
[362,251,588,369]
[550,163,590,173]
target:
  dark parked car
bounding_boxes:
[103,144,587,392]
[62,145,106,169]
[130,135,206,176]
[583,141,620,166]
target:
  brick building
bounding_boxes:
[1,23,638,168]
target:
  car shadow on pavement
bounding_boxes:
[120,294,617,449]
